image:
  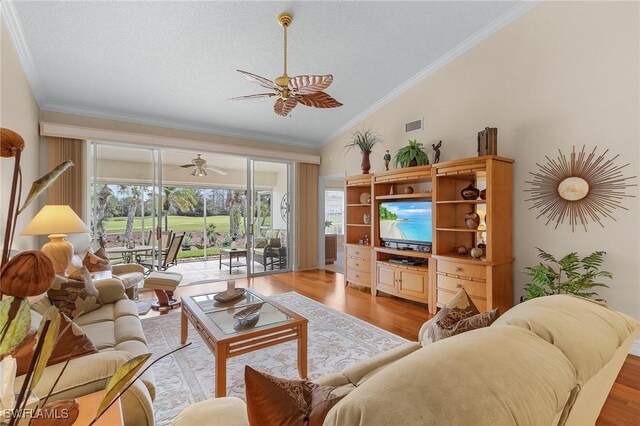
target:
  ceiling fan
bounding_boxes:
[229,13,342,117]
[178,154,227,177]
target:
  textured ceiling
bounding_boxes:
[9,1,530,147]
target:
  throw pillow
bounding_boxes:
[268,238,281,248]
[245,366,345,426]
[432,309,499,341]
[82,248,111,273]
[12,312,98,376]
[47,267,101,318]
[422,288,480,344]
[254,238,268,249]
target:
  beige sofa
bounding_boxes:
[21,278,155,426]
[172,295,639,426]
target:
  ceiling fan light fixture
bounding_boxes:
[230,12,342,116]
[192,168,207,177]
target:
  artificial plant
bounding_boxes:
[522,248,612,302]
[394,139,429,168]
[344,130,383,174]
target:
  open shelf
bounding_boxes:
[436,227,487,232]
[376,260,429,272]
[347,223,371,227]
[346,203,371,207]
[374,247,432,259]
[375,192,432,201]
[436,200,486,204]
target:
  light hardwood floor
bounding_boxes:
[139,269,639,425]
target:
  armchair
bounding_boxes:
[253,229,287,270]
[67,232,144,299]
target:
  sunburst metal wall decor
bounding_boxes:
[524,146,636,232]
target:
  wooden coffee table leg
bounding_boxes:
[215,343,228,397]
[298,324,308,379]
[181,308,188,344]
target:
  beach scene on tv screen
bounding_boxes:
[379,202,432,243]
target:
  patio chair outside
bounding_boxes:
[140,232,184,274]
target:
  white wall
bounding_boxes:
[320,1,640,318]
[1,18,40,251]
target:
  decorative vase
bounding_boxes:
[460,184,480,200]
[361,150,371,174]
[478,243,487,256]
[363,214,370,225]
[470,247,483,259]
[408,158,418,167]
[480,189,486,200]
[464,212,481,229]
[456,246,469,255]
[404,186,414,194]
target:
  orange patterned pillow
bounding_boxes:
[12,312,98,376]
[245,366,345,426]
[82,248,112,272]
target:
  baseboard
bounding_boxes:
[630,338,640,356]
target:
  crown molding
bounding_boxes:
[40,102,320,149]
[1,0,45,105]
[320,0,541,146]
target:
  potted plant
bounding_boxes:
[344,129,383,174]
[181,233,193,251]
[521,248,612,302]
[394,139,429,168]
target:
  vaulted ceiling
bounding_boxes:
[5,1,535,147]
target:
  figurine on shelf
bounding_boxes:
[383,150,391,171]
[432,141,442,164]
[470,247,483,259]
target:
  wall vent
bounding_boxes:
[404,118,423,133]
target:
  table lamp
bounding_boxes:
[21,205,90,274]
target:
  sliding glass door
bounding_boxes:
[247,160,292,275]
[89,142,293,281]
[89,143,163,267]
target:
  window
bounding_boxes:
[325,190,344,235]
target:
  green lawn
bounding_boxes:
[103,215,240,233]
[177,247,221,259]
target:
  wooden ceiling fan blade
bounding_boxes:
[179,164,194,168]
[237,70,279,90]
[297,92,343,108]
[288,74,333,94]
[203,165,228,176]
[228,93,277,101]
[274,97,298,116]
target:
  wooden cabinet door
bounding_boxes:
[376,263,396,294]
[398,269,428,300]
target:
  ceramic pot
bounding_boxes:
[361,150,371,174]
[480,189,486,200]
[405,186,414,194]
[456,246,469,255]
[470,247,483,259]
[464,212,481,229]
[460,184,480,200]
[409,158,418,167]
[478,243,487,256]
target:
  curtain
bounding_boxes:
[294,162,319,270]
[46,137,86,220]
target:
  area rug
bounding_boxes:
[142,291,409,425]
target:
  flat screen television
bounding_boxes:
[379,200,432,244]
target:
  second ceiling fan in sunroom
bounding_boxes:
[230,13,342,117]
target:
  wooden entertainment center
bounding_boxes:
[344,155,513,315]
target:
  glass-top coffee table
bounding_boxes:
[180,289,308,397]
